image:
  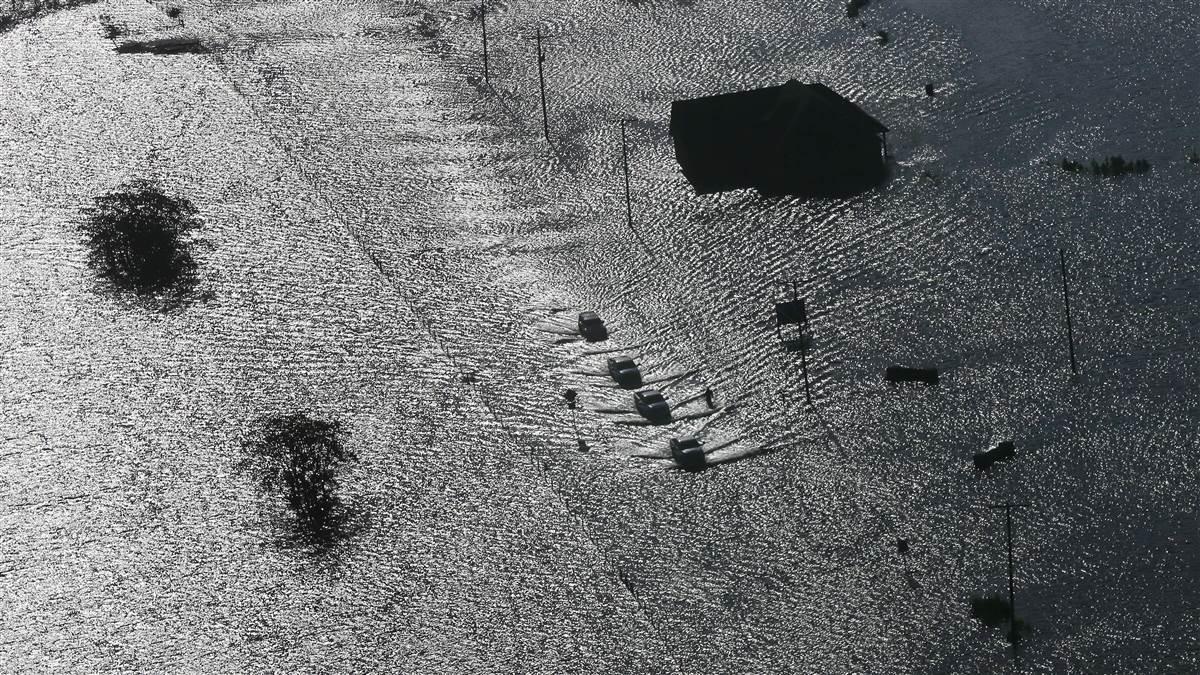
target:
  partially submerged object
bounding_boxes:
[973,441,1016,470]
[670,436,706,471]
[606,355,643,389]
[115,36,206,54]
[669,79,888,197]
[775,297,808,349]
[885,366,939,385]
[577,311,608,342]
[633,388,671,422]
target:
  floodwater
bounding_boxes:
[2,0,1199,671]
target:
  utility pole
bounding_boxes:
[989,501,1030,645]
[1059,248,1078,375]
[479,0,489,86]
[799,325,813,405]
[621,119,633,232]
[535,27,549,141]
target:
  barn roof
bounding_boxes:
[669,80,888,194]
[670,80,887,139]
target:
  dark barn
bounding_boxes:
[669,80,888,197]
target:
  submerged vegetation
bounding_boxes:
[97,13,125,40]
[78,180,202,307]
[0,0,99,33]
[1060,155,1151,177]
[242,414,356,543]
[1188,148,1199,165]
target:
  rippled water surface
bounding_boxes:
[3,0,1200,672]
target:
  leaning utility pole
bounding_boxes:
[479,0,489,86]
[535,27,549,140]
[621,119,633,231]
[1059,248,1078,375]
[989,501,1030,644]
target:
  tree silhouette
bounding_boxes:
[78,180,202,306]
[243,414,355,542]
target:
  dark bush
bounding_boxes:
[164,6,181,19]
[98,13,124,40]
[78,180,201,304]
[415,11,442,38]
[243,414,355,540]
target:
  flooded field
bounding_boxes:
[3,0,1199,671]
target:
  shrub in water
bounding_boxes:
[846,0,869,18]
[243,414,355,540]
[78,180,201,304]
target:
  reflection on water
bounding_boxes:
[2,0,1200,671]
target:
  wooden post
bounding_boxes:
[800,336,813,405]
[535,27,549,141]
[621,119,633,232]
[480,0,489,86]
[1059,248,1078,375]
[990,502,1030,645]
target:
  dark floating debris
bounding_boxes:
[896,538,910,555]
[1060,155,1150,177]
[562,388,578,409]
[875,29,889,45]
[606,355,643,389]
[973,440,1016,471]
[925,83,936,97]
[845,0,869,18]
[670,436,706,471]
[633,388,671,423]
[885,366,939,385]
[115,37,207,55]
[577,311,609,342]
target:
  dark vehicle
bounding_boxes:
[633,388,671,422]
[670,436,706,470]
[885,366,939,385]
[973,441,1016,471]
[606,355,642,388]
[577,311,608,342]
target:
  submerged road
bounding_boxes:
[3,0,1200,671]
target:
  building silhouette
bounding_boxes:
[670,79,888,197]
